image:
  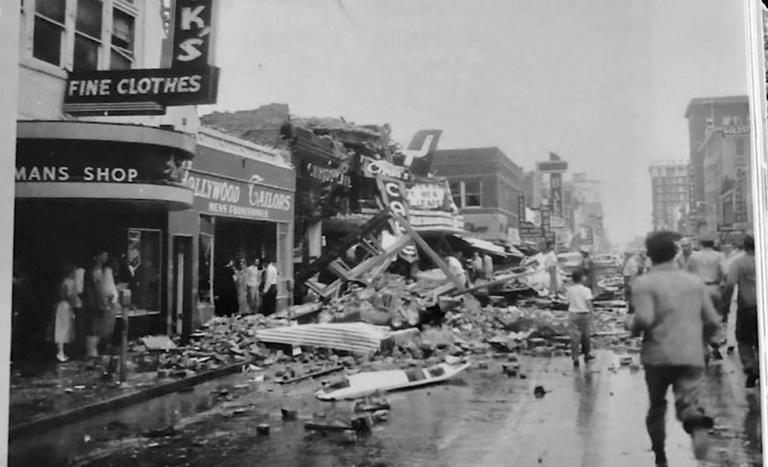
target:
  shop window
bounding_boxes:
[111,7,135,69]
[465,180,482,207]
[33,0,66,66]
[117,228,162,313]
[199,233,213,303]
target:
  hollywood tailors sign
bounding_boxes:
[183,172,293,223]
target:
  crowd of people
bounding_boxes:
[564,230,757,467]
[214,256,279,318]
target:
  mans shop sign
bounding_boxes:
[183,172,293,223]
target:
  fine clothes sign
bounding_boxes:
[63,66,220,114]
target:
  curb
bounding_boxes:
[9,358,255,439]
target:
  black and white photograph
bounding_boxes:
[3,0,768,466]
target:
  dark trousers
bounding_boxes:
[644,365,714,453]
[262,285,277,316]
[736,306,759,375]
[569,313,591,357]
[624,276,634,314]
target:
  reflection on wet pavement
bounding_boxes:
[8,350,762,467]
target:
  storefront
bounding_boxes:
[13,120,196,360]
[171,127,295,332]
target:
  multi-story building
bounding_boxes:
[570,173,607,252]
[13,0,296,358]
[649,162,689,232]
[431,147,524,244]
[684,96,750,230]
[698,125,752,235]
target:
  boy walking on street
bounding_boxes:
[566,269,595,367]
[626,231,720,466]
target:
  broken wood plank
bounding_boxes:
[278,365,346,385]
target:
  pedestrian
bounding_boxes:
[482,252,494,281]
[54,264,79,362]
[542,242,559,298]
[579,249,596,294]
[261,257,279,316]
[622,251,641,313]
[470,251,483,283]
[214,260,237,316]
[445,252,468,288]
[245,257,262,314]
[235,257,249,315]
[722,238,745,354]
[722,234,759,388]
[686,232,726,360]
[674,238,693,269]
[626,231,720,465]
[82,250,112,359]
[566,269,595,367]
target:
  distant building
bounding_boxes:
[570,173,607,252]
[431,147,524,243]
[699,126,752,236]
[684,96,750,229]
[649,162,689,232]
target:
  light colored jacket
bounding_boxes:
[626,262,721,367]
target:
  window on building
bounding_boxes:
[449,181,462,208]
[111,5,135,69]
[28,0,141,71]
[73,0,103,71]
[465,180,482,207]
[33,0,66,66]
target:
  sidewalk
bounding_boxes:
[9,350,254,437]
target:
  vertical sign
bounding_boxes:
[517,194,526,223]
[172,0,214,69]
[734,167,747,223]
[550,173,562,218]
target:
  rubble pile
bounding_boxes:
[317,273,445,329]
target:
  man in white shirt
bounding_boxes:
[445,253,467,288]
[686,232,726,360]
[566,269,595,367]
[261,257,279,316]
[245,258,262,314]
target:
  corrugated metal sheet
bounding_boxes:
[255,323,390,354]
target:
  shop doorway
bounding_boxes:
[211,218,277,316]
[171,236,193,340]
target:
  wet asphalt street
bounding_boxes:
[9,348,763,467]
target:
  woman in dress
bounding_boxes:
[54,265,79,362]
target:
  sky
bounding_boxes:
[200,0,750,246]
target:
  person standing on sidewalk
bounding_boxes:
[722,234,759,388]
[722,239,745,354]
[686,232,726,360]
[626,231,720,465]
[579,250,596,294]
[245,257,262,314]
[566,269,595,367]
[261,257,279,316]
